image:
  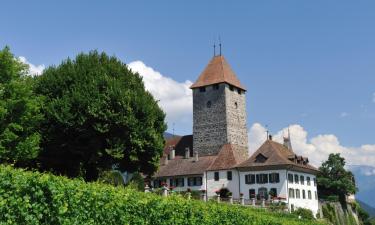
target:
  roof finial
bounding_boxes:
[265,124,269,140]
[219,35,222,56]
[213,42,216,57]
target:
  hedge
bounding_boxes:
[0,166,326,225]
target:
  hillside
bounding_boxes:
[0,165,326,225]
[358,200,375,218]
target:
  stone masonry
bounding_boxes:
[193,83,249,158]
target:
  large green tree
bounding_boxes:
[0,47,43,166]
[35,51,166,181]
[317,153,356,203]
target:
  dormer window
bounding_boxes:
[199,87,206,92]
[255,153,267,163]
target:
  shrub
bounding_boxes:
[0,165,326,225]
[292,207,314,220]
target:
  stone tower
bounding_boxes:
[190,55,249,158]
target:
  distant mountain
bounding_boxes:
[348,165,375,209]
[357,199,375,218]
[163,132,179,139]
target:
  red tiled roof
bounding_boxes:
[208,144,246,171]
[237,140,318,174]
[190,55,246,90]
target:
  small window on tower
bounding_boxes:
[213,84,219,90]
[229,85,234,91]
[199,87,206,92]
[235,102,238,109]
[206,101,212,108]
[238,89,241,95]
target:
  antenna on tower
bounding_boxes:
[265,124,269,140]
[172,122,175,137]
[219,35,222,56]
[213,42,216,56]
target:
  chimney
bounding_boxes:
[164,156,168,165]
[170,146,175,160]
[194,151,199,162]
[185,147,190,159]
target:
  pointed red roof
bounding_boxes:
[190,55,246,90]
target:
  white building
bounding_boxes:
[152,54,319,216]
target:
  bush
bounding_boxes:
[0,165,326,225]
[292,208,314,220]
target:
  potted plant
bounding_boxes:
[240,193,244,197]
[215,190,220,196]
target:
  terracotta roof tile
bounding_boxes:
[237,140,318,173]
[154,155,216,177]
[208,144,246,171]
[190,55,246,90]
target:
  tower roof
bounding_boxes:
[190,55,246,90]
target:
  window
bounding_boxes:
[270,188,277,197]
[237,89,241,95]
[307,177,311,186]
[256,174,268,184]
[245,174,255,184]
[300,176,305,185]
[315,191,318,200]
[302,190,306,199]
[296,189,301,198]
[289,188,295,198]
[269,173,280,183]
[199,87,206,92]
[214,172,219,181]
[249,189,256,199]
[153,179,166,188]
[169,178,184,187]
[188,177,202,186]
[234,102,238,109]
[288,174,294,183]
[206,101,211,108]
[294,174,299,184]
[313,178,317,186]
[229,85,234,91]
[213,84,219,90]
[308,190,312,199]
[258,187,268,199]
[227,171,232,180]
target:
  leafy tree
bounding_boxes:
[0,46,43,166]
[35,51,166,181]
[317,153,356,203]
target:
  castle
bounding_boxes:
[152,54,319,215]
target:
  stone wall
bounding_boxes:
[192,83,249,158]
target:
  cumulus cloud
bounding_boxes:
[340,112,349,118]
[248,123,375,168]
[128,61,193,133]
[18,56,45,75]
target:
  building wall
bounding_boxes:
[154,174,206,193]
[287,170,319,216]
[239,169,288,200]
[206,170,240,198]
[193,84,227,156]
[192,83,248,158]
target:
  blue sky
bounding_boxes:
[1,0,375,153]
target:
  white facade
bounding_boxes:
[206,170,240,198]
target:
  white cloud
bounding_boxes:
[18,56,45,76]
[128,61,193,133]
[340,112,349,118]
[248,123,375,168]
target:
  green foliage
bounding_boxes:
[34,51,166,181]
[317,153,356,203]
[0,47,43,166]
[292,208,314,220]
[0,165,327,225]
[126,172,144,191]
[98,170,125,187]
